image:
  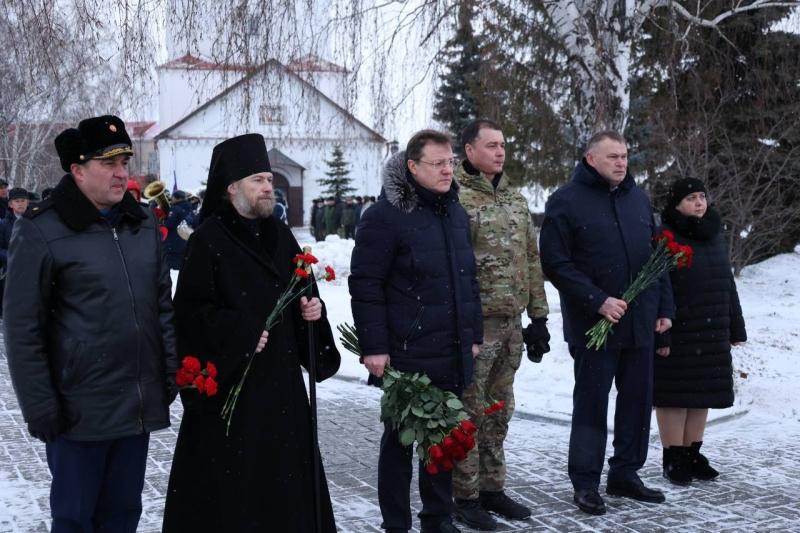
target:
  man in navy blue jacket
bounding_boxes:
[350,129,483,533]
[540,131,674,516]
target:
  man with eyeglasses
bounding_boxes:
[350,129,483,533]
[452,119,550,530]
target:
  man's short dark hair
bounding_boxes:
[406,129,452,162]
[586,131,627,153]
[460,119,502,150]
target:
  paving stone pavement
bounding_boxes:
[2,339,799,532]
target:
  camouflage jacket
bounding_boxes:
[456,162,549,319]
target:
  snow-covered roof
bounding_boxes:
[156,59,385,142]
[287,54,349,74]
[128,121,157,138]
[268,148,305,170]
[158,53,254,72]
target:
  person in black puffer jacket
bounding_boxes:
[350,130,483,533]
[654,178,747,486]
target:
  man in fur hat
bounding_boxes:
[2,115,177,532]
[349,129,483,533]
[162,133,341,532]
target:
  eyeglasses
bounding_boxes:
[417,158,456,169]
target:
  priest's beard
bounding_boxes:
[231,188,274,219]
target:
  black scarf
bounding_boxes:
[410,176,457,217]
[662,205,722,241]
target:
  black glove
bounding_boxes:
[523,318,551,363]
[27,411,66,443]
[166,374,179,405]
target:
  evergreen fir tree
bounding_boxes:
[432,2,484,156]
[318,145,355,200]
[433,1,576,186]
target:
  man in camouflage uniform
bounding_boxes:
[453,119,551,530]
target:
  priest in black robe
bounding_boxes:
[162,133,340,532]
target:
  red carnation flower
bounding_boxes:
[666,240,681,254]
[294,268,310,279]
[451,428,467,444]
[440,458,454,472]
[677,244,694,268]
[159,225,168,241]
[425,462,439,475]
[205,361,218,379]
[176,368,194,387]
[193,375,206,393]
[182,356,201,375]
[204,377,218,397]
[429,444,444,462]
[323,265,336,281]
[453,448,467,462]
[460,420,477,435]
[464,435,476,451]
[661,229,675,241]
[484,400,505,415]
[302,253,319,265]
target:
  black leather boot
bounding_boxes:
[480,490,531,520]
[690,441,720,480]
[454,498,497,531]
[663,446,692,485]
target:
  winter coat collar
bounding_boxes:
[212,201,281,278]
[573,158,634,192]
[662,205,722,241]
[455,160,508,195]
[43,173,147,232]
[382,150,459,214]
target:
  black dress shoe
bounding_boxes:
[606,477,665,503]
[573,488,606,515]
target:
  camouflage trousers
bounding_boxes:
[453,316,523,500]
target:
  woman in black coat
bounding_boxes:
[654,178,747,485]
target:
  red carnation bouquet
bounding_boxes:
[338,323,477,473]
[585,229,693,350]
[221,247,335,434]
[176,355,219,397]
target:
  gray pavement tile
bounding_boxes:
[3,338,800,533]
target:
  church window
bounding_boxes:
[259,105,284,125]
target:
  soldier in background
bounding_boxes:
[453,119,550,530]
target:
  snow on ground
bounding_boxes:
[174,227,800,429]
[291,229,800,429]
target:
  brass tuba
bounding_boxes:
[143,180,171,212]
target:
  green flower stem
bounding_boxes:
[221,271,313,436]
[586,241,685,351]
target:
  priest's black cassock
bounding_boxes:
[162,134,340,532]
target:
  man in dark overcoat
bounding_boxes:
[3,115,177,532]
[350,129,483,533]
[162,133,341,533]
[540,131,675,516]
